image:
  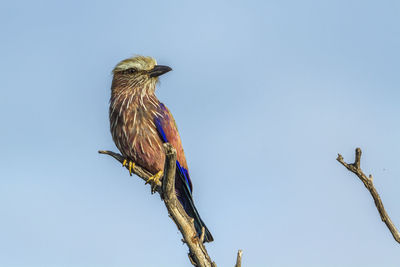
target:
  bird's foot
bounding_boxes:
[122,159,135,176]
[145,170,163,193]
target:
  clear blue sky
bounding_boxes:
[1,0,399,266]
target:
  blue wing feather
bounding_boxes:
[153,109,213,242]
[155,117,168,143]
[177,160,192,193]
[154,116,192,193]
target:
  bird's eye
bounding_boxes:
[123,68,136,74]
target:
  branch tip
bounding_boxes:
[200,227,205,243]
[354,147,362,169]
[235,250,243,267]
[337,147,400,244]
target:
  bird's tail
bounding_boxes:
[177,192,214,243]
[174,160,213,242]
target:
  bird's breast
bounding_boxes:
[109,93,165,174]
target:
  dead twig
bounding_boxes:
[235,250,243,267]
[337,148,400,244]
[99,145,223,266]
[162,143,216,267]
[98,150,161,194]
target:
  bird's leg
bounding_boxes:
[145,170,163,193]
[122,159,136,176]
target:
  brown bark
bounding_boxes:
[337,148,400,244]
[99,145,243,266]
[234,250,243,267]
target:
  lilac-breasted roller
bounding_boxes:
[109,56,213,242]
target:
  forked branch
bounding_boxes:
[99,145,242,266]
[337,148,400,244]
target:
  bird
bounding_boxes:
[109,55,213,242]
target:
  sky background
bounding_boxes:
[1,0,399,266]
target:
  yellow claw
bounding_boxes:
[128,161,135,176]
[146,170,163,193]
[122,159,135,176]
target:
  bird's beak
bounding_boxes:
[148,65,172,78]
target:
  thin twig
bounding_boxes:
[235,250,243,267]
[99,145,220,266]
[200,227,205,244]
[337,148,400,244]
[98,150,161,194]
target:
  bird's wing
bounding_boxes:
[154,102,214,242]
[154,103,193,193]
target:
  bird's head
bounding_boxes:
[112,56,172,94]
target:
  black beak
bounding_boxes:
[149,65,172,78]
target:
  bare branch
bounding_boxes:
[98,150,161,194]
[337,148,400,244]
[235,250,243,267]
[162,143,216,267]
[99,146,223,266]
